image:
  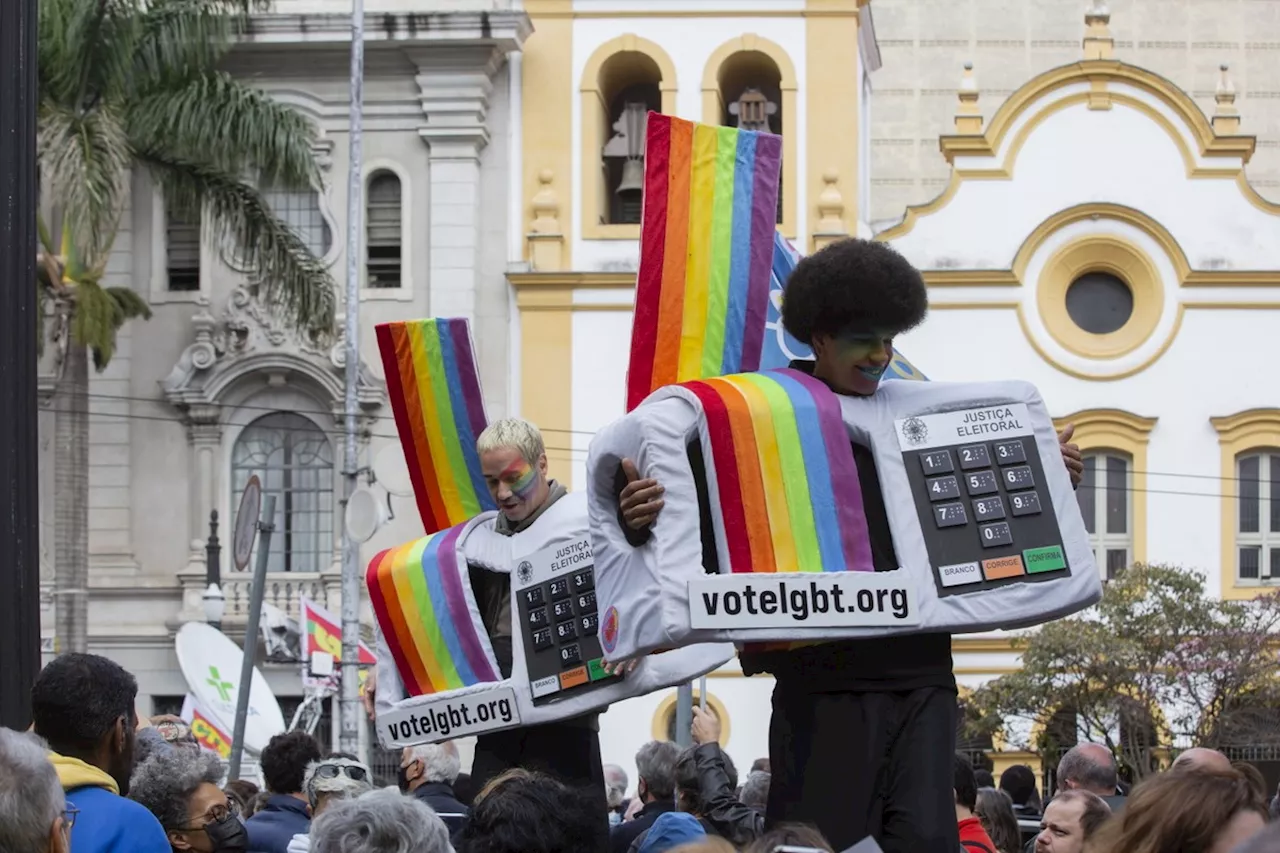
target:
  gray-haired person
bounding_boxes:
[310,789,452,853]
[286,755,375,853]
[0,728,72,853]
[129,746,248,852]
[400,744,468,834]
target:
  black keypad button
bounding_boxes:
[527,606,548,628]
[549,578,571,600]
[1010,491,1042,517]
[531,627,554,652]
[979,521,1014,548]
[559,643,582,668]
[580,613,599,635]
[933,502,968,529]
[572,570,594,592]
[1003,465,1035,490]
[972,496,1006,522]
[928,475,962,502]
[523,587,545,607]
[555,620,578,642]
[994,440,1027,465]
[553,599,575,620]
[919,450,954,475]
[965,470,999,496]
[958,444,991,470]
[577,591,597,613]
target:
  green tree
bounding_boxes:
[37,0,336,653]
[968,564,1280,783]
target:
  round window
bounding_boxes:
[1065,271,1134,335]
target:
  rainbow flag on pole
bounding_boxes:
[626,113,783,411]
[376,318,495,534]
[299,597,376,691]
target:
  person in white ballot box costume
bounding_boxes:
[617,239,1084,853]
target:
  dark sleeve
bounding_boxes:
[468,563,513,678]
[614,463,653,547]
[692,742,765,846]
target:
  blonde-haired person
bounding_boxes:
[1089,767,1266,853]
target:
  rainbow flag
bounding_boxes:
[681,368,874,575]
[299,597,377,691]
[366,523,500,697]
[626,113,783,411]
[377,318,495,534]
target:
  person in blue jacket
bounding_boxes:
[32,653,170,853]
[244,731,321,853]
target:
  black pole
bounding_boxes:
[0,0,42,729]
[206,510,222,588]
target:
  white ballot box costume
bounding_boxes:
[369,491,734,748]
[586,373,1102,661]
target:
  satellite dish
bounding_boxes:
[372,444,414,497]
[345,486,387,543]
[175,622,287,754]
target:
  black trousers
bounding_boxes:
[471,720,609,824]
[765,684,961,852]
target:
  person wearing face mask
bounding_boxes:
[32,653,170,853]
[398,743,470,835]
[130,747,248,853]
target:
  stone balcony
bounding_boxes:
[175,546,343,631]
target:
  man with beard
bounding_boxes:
[32,653,170,853]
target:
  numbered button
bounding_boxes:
[555,620,578,642]
[549,578,571,601]
[934,502,968,529]
[959,444,991,470]
[560,643,582,668]
[577,591,597,613]
[965,470,999,496]
[572,570,594,592]
[979,521,1014,549]
[1003,465,1035,491]
[972,496,1006,521]
[553,599,575,620]
[531,627,554,652]
[527,606,548,628]
[919,450,954,475]
[523,587,545,607]
[580,613,599,636]
[1010,491,1042,517]
[994,440,1027,465]
[928,475,962,502]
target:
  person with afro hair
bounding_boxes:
[738,238,1084,853]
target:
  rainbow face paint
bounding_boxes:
[502,457,540,503]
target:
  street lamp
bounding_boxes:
[202,583,226,631]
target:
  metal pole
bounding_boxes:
[228,494,276,780]
[338,0,366,758]
[0,0,41,730]
[206,510,222,589]
[675,684,693,748]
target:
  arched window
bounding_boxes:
[598,53,663,226]
[717,51,784,224]
[262,185,333,258]
[1234,449,1280,582]
[231,412,334,573]
[366,171,403,289]
[1076,450,1133,580]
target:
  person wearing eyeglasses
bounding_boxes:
[285,755,374,853]
[129,746,249,852]
[0,727,76,853]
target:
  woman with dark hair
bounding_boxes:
[455,769,608,853]
[974,788,1020,853]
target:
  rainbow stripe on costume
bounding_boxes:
[376,318,495,534]
[626,113,783,411]
[681,368,874,575]
[367,524,500,697]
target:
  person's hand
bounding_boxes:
[601,658,639,677]
[362,668,378,721]
[1059,423,1084,488]
[691,705,721,745]
[623,795,644,822]
[619,459,665,531]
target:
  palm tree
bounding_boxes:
[38,0,338,653]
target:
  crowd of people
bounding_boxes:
[3,650,1280,853]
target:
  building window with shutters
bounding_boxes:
[166,207,201,292]
[1235,450,1280,583]
[1076,451,1133,580]
[366,171,402,289]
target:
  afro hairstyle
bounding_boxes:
[780,237,927,345]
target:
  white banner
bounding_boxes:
[688,572,921,629]
[377,687,521,747]
[894,403,1033,452]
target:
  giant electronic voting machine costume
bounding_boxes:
[366,318,732,748]
[585,113,1103,662]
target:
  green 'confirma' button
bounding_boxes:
[1023,545,1066,574]
[588,658,613,682]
